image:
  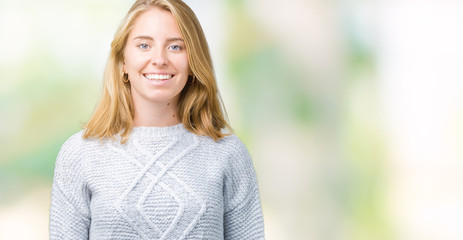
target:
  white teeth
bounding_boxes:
[144,74,172,80]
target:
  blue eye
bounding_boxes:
[169,45,182,51]
[138,43,150,50]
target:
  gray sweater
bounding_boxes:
[49,124,264,239]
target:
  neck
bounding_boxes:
[132,98,180,127]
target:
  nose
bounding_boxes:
[151,48,168,66]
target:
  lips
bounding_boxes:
[143,73,174,81]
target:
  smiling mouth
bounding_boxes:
[143,73,174,81]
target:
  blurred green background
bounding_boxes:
[1,0,463,239]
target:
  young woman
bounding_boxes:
[49,0,265,239]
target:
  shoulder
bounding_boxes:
[53,131,88,183]
[55,130,100,169]
[199,133,250,157]
[61,130,85,146]
[57,131,85,157]
[199,134,255,174]
[59,130,105,153]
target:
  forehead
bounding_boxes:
[129,7,182,38]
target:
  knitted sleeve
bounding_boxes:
[223,137,265,239]
[49,133,91,240]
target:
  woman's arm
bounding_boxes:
[49,133,91,240]
[223,137,265,239]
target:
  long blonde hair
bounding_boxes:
[83,0,231,143]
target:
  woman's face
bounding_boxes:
[123,7,189,107]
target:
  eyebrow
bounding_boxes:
[133,35,184,43]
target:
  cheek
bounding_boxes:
[174,56,190,74]
[124,52,150,72]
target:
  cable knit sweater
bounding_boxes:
[49,124,264,239]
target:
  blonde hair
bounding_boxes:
[83,0,231,143]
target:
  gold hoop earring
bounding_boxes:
[191,75,196,84]
[123,72,129,83]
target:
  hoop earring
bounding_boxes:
[191,75,196,84]
[123,72,129,83]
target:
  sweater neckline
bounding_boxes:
[130,123,187,138]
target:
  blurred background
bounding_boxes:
[1,0,463,239]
